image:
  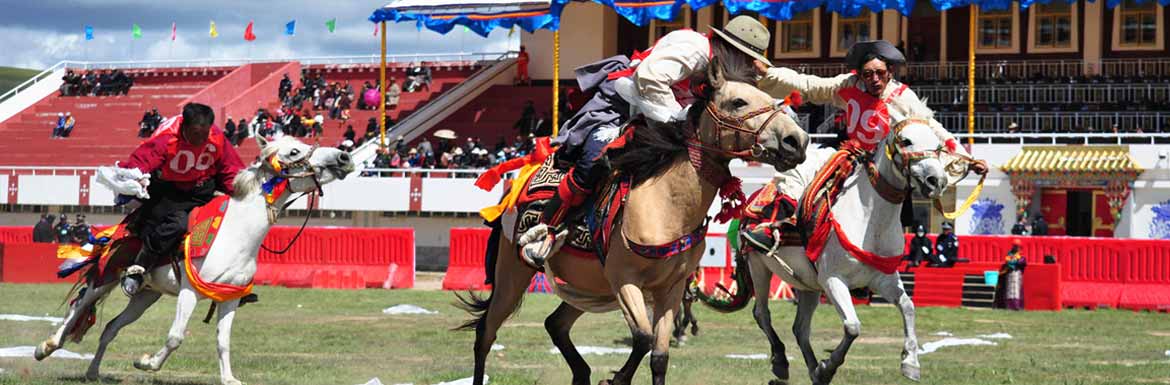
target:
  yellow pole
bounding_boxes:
[552,30,560,137]
[379,21,388,148]
[967,6,976,148]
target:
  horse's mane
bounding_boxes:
[609,58,757,186]
[231,137,299,199]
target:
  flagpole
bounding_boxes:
[379,20,387,148]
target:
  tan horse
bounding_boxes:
[460,58,809,385]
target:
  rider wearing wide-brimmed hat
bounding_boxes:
[520,16,777,268]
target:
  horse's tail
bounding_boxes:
[453,217,526,331]
[696,221,755,313]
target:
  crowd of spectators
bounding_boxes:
[32,213,91,244]
[59,69,133,97]
[137,108,164,138]
[366,134,536,172]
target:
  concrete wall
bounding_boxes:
[522,2,615,80]
[0,68,65,124]
[222,62,301,127]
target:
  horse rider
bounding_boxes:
[745,40,990,242]
[520,16,776,268]
[114,103,244,296]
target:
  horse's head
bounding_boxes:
[878,115,949,199]
[694,57,808,171]
[255,136,354,193]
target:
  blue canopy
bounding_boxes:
[371,0,1170,35]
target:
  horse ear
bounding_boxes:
[255,135,269,150]
[707,56,726,90]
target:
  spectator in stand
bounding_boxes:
[54,214,71,243]
[343,124,357,144]
[338,108,350,131]
[394,135,408,155]
[235,118,249,144]
[1007,122,1019,134]
[52,112,65,138]
[339,139,355,153]
[60,70,80,96]
[363,117,378,145]
[515,45,531,86]
[514,100,537,136]
[451,147,466,168]
[404,63,432,92]
[33,214,55,243]
[224,116,237,145]
[904,224,932,268]
[1031,214,1048,236]
[312,112,325,138]
[373,147,392,169]
[81,71,97,96]
[1011,215,1029,235]
[534,110,553,137]
[386,77,401,110]
[60,112,75,138]
[931,222,958,267]
[418,136,433,157]
[279,73,292,101]
[139,110,156,137]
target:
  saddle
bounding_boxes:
[511,154,630,264]
[737,182,800,253]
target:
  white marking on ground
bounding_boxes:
[0,314,64,324]
[725,353,768,360]
[0,346,93,360]
[978,333,1013,339]
[932,331,954,337]
[549,346,632,356]
[359,378,384,385]
[491,344,504,351]
[918,338,997,355]
[1164,349,1169,357]
[382,305,438,315]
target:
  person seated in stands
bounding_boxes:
[52,112,65,138]
[372,148,392,169]
[139,109,156,138]
[343,124,356,144]
[235,118,248,145]
[417,136,433,157]
[278,73,292,102]
[404,64,432,92]
[223,115,236,144]
[113,70,133,95]
[54,213,71,243]
[931,222,959,267]
[338,139,355,153]
[385,77,401,109]
[81,71,97,95]
[60,70,80,96]
[904,224,932,268]
[60,112,75,138]
[1031,214,1048,236]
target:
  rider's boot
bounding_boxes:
[121,248,157,296]
[520,170,591,268]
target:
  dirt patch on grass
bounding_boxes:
[855,336,904,345]
[1146,331,1170,337]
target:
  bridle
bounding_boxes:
[686,101,787,163]
[258,143,325,254]
[868,117,986,220]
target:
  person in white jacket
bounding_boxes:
[520,16,775,268]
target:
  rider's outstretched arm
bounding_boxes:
[758,67,853,107]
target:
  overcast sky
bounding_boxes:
[1,1,516,69]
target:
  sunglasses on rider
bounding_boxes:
[862,69,889,78]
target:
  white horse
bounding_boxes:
[732,116,957,385]
[34,136,353,385]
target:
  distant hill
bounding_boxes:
[0,67,42,95]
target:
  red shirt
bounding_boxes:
[836,84,908,151]
[120,120,244,194]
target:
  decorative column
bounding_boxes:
[1010,178,1035,218]
[1105,180,1131,223]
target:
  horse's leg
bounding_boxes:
[872,274,920,381]
[647,283,683,385]
[606,283,654,385]
[470,242,534,385]
[86,290,161,380]
[545,301,591,385]
[748,253,789,385]
[214,299,243,385]
[792,289,821,379]
[135,287,198,371]
[813,276,861,385]
[36,283,115,361]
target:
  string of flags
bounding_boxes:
[82,18,350,42]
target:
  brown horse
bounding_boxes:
[460,57,809,385]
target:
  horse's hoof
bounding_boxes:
[133,354,157,372]
[901,362,921,382]
[691,325,700,336]
[84,370,100,382]
[34,340,57,361]
[812,359,836,385]
[768,379,789,385]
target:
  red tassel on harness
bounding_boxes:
[714,177,746,223]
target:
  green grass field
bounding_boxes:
[1,283,1167,385]
[0,67,41,95]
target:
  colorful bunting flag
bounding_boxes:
[209,21,218,38]
[244,21,256,41]
[131,24,142,39]
[285,20,296,36]
[326,18,337,33]
[84,25,93,41]
[170,22,177,41]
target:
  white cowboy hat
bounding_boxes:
[433,129,457,140]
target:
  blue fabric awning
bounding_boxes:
[370,0,570,37]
